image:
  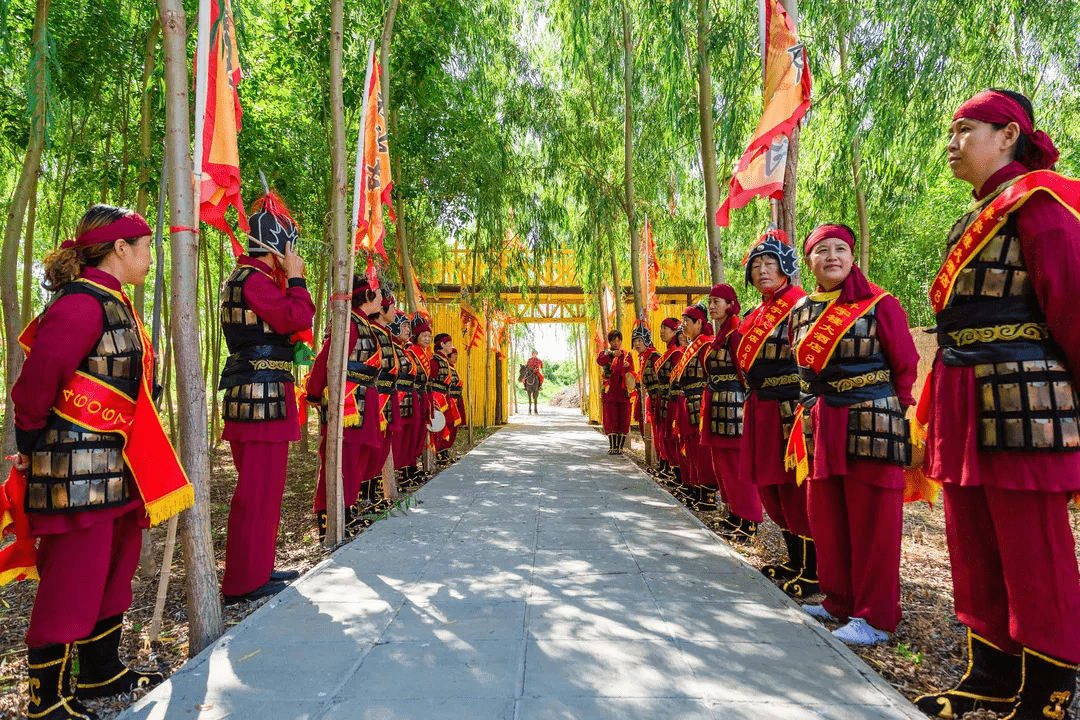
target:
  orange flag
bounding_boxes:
[460,304,485,350]
[197,0,248,255]
[716,0,811,227]
[355,50,396,277]
[639,218,659,315]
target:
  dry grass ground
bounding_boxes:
[0,426,483,720]
[619,432,1080,719]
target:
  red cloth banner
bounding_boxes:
[197,0,248,256]
[716,0,812,227]
[640,218,659,315]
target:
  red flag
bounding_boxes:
[716,0,811,227]
[355,51,396,276]
[197,0,248,255]
[460,304,485,350]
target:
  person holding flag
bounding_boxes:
[702,284,762,541]
[306,275,383,541]
[430,333,456,464]
[390,311,419,485]
[786,223,918,646]
[218,190,314,604]
[357,290,400,512]
[630,322,661,457]
[596,329,636,454]
[403,315,434,485]
[653,318,684,482]
[735,231,814,594]
[669,303,716,508]
[8,205,194,719]
[914,90,1080,720]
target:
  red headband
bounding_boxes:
[709,283,741,317]
[413,322,431,335]
[682,305,708,324]
[661,317,680,331]
[953,90,1059,170]
[63,214,152,250]
[804,224,855,255]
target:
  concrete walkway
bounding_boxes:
[123,407,921,720]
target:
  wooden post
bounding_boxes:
[778,0,800,245]
[381,449,398,499]
[483,310,492,426]
[621,0,644,321]
[158,0,223,655]
[696,0,723,285]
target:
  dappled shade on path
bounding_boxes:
[120,407,920,720]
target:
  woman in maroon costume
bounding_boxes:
[404,317,434,484]
[789,224,918,647]
[669,303,715,507]
[915,89,1080,720]
[735,232,814,595]
[306,276,383,539]
[12,205,166,719]
[652,319,684,481]
[218,201,314,603]
[596,329,635,454]
[702,283,763,541]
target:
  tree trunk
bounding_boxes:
[696,0,723,284]
[608,231,623,334]
[323,0,351,546]
[835,26,870,269]
[158,0,224,656]
[621,0,643,322]
[2,0,50,456]
[134,17,162,317]
[20,175,39,327]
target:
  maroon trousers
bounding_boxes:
[709,445,763,522]
[222,440,289,596]
[602,400,631,435]
[312,430,372,513]
[26,507,143,647]
[680,434,714,486]
[365,431,394,481]
[807,465,903,633]
[943,484,1080,663]
[758,482,812,538]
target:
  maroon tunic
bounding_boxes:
[927,161,1080,492]
[597,350,634,435]
[13,268,146,537]
[927,161,1080,663]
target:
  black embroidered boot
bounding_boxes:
[26,644,97,720]
[915,630,1021,719]
[761,529,803,582]
[697,486,718,512]
[782,536,819,597]
[316,510,328,543]
[607,435,616,455]
[1002,648,1076,720]
[75,615,163,699]
[716,513,757,543]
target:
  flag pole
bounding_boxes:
[193,0,211,190]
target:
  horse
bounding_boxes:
[518,364,541,415]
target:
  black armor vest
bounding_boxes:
[448,366,463,400]
[935,197,1080,453]
[431,353,452,394]
[639,350,661,396]
[219,265,294,422]
[409,345,430,395]
[371,323,397,425]
[742,308,801,403]
[790,294,909,466]
[655,349,680,423]
[28,281,142,514]
[318,312,380,426]
[704,340,744,437]
[674,343,708,426]
[394,341,415,419]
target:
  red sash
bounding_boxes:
[794,286,889,374]
[671,335,711,381]
[736,287,806,371]
[784,405,809,486]
[15,282,193,528]
[0,467,38,585]
[930,171,1080,314]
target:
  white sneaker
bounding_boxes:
[832,617,889,646]
[803,604,837,622]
